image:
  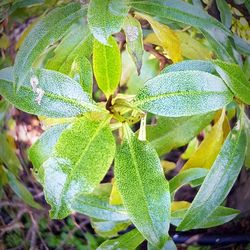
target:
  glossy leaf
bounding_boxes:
[87,0,128,44]
[72,184,129,221]
[177,124,247,231]
[171,204,239,228]
[115,126,171,248]
[123,15,144,74]
[216,0,232,28]
[46,23,93,75]
[97,228,144,250]
[93,36,121,98]
[181,110,229,171]
[28,124,69,184]
[14,3,87,89]
[43,116,116,219]
[146,113,214,156]
[169,168,208,195]
[0,67,98,118]
[130,0,231,37]
[91,218,131,238]
[213,60,250,105]
[137,12,182,63]
[134,70,233,117]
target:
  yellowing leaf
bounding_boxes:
[176,31,212,60]
[181,110,230,171]
[39,116,75,129]
[181,137,199,160]
[137,13,182,63]
[109,179,123,205]
[0,34,9,49]
[161,160,176,173]
[171,201,190,212]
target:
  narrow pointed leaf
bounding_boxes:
[93,36,121,98]
[244,114,250,168]
[146,113,214,156]
[43,116,116,219]
[14,3,87,89]
[134,70,233,117]
[0,67,98,118]
[28,124,69,184]
[213,60,250,105]
[87,0,128,44]
[177,124,247,231]
[123,15,144,74]
[97,229,144,250]
[169,168,208,195]
[115,128,171,248]
[216,0,232,28]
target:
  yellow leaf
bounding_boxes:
[181,110,229,171]
[39,116,75,129]
[171,201,190,212]
[0,34,9,49]
[181,137,199,160]
[109,179,123,205]
[176,31,212,60]
[137,12,182,63]
[161,160,176,173]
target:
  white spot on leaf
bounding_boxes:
[125,25,138,42]
[30,75,39,91]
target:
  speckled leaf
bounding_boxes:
[133,70,233,117]
[93,36,121,98]
[213,60,250,105]
[28,124,69,184]
[123,16,144,74]
[14,3,87,89]
[216,0,232,29]
[146,113,214,156]
[181,110,229,171]
[177,124,247,231]
[129,0,231,37]
[43,116,116,219]
[0,67,98,118]
[97,228,144,250]
[161,60,215,74]
[87,0,128,44]
[115,126,171,248]
[46,23,93,74]
[244,114,250,168]
[137,12,182,63]
[169,168,208,196]
[72,183,129,221]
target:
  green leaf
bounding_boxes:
[147,239,177,250]
[0,99,9,126]
[93,36,121,98]
[233,34,250,56]
[97,228,144,250]
[14,3,87,89]
[134,70,233,117]
[91,218,131,238]
[129,0,231,37]
[87,0,128,44]
[177,124,247,231]
[72,185,129,222]
[123,15,144,75]
[45,23,93,74]
[216,0,232,28]
[169,168,208,195]
[244,114,250,168]
[161,60,215,74]
[172,205,239,228]
[6,170,41,209]
[0,67,98,118]
[146,113,214,156]
[43,116,116,219]
[28,123,69,184]
[213,60,250,105]
[115,125,171,248]
[70,56,93,95]
[0,134,20,176]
